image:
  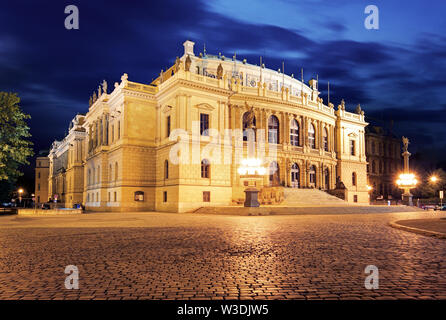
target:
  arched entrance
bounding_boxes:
[324,168,330,190]
[269,161,280,186]
[291,163,300,188]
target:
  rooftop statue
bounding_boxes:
[185,55,191,71]
[217,63,223,80]
[402,136,409,153]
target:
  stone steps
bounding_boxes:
[282,188,347,206]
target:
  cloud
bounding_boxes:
[1,0,446,162]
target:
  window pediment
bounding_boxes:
[194,103,215,111]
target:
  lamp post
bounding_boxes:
[238,158,266,207]
[430,175,442,207]
[18,188,24,208]
[396,137,417,206]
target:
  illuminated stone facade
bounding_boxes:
[42,40,369,212]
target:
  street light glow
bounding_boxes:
[18,188,24,194]
[396,173,418,187]
[430,175,438,183]
[238,158,266,176]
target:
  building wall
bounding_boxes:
[365,129,402,200]
[35,157,49,204]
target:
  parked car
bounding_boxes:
[422,205,436,210]
[41,203,51,210]
[434,205,446,211]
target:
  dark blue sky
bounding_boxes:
[1,0,446,163]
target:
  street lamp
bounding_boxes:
[396,137,417,206]
[18,188,24,207]
[429,175,442,207]
[238,158,266,207]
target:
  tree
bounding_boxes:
[0,92,34,183]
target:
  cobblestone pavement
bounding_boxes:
[1,210,446,300]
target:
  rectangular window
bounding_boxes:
[112,125,114,142]
[203,191,210,202]
[118,121,121,140]
[166,116,171,137]
[114,192,117,202]
[38,172,41,179]
[354,195,358,203]
[38,183,40,191]
[200,113,209,136]
[163,191,167,202]
[108,192,110,202]
[350,140,356,156]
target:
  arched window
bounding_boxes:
[323,128,328,151]
[164,160,169,179]
[309,165,316,185]
[352,172,357,186]
[242,112,256,142]
[308,123,316,149]
[115,162,118,181]
[268,115,279,144]
[290,119,299,146]
[201,159,210,178]
[269,161,280,186]
[291,163,300,188]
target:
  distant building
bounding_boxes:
[365,126,402,200]
[35,156,49,204]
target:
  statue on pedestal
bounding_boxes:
[402,136,409,153]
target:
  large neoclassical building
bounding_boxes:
[42,40,369,212]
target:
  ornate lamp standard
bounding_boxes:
[238,158,266,207]
[396,137,417,206]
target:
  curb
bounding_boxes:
[389,221,446,239]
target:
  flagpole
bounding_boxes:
[328,81,330,105]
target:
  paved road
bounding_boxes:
[0,210,446,300]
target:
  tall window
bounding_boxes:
[201,159,210,178]
[372,161,376,174]
[109,164,112,182]
[268,115,279,144]
[97,165,100,183]
[200,113,209,136]
[242,112,256,142]
[88,169,91,185]
[371,141,376,154]
[308,123,315,149]
[117,121,121,139]
[166,115,171,137]
[93,167,96,184]
[350,140,356,156]
[290,119,299,146]
[115,162,118,181]
[323,128,328,151]
[111,125,114,143]
[309,165,316,185]
[352,172,357,186]
[164,160,169,179]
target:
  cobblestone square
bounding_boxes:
[1,210,446,300]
